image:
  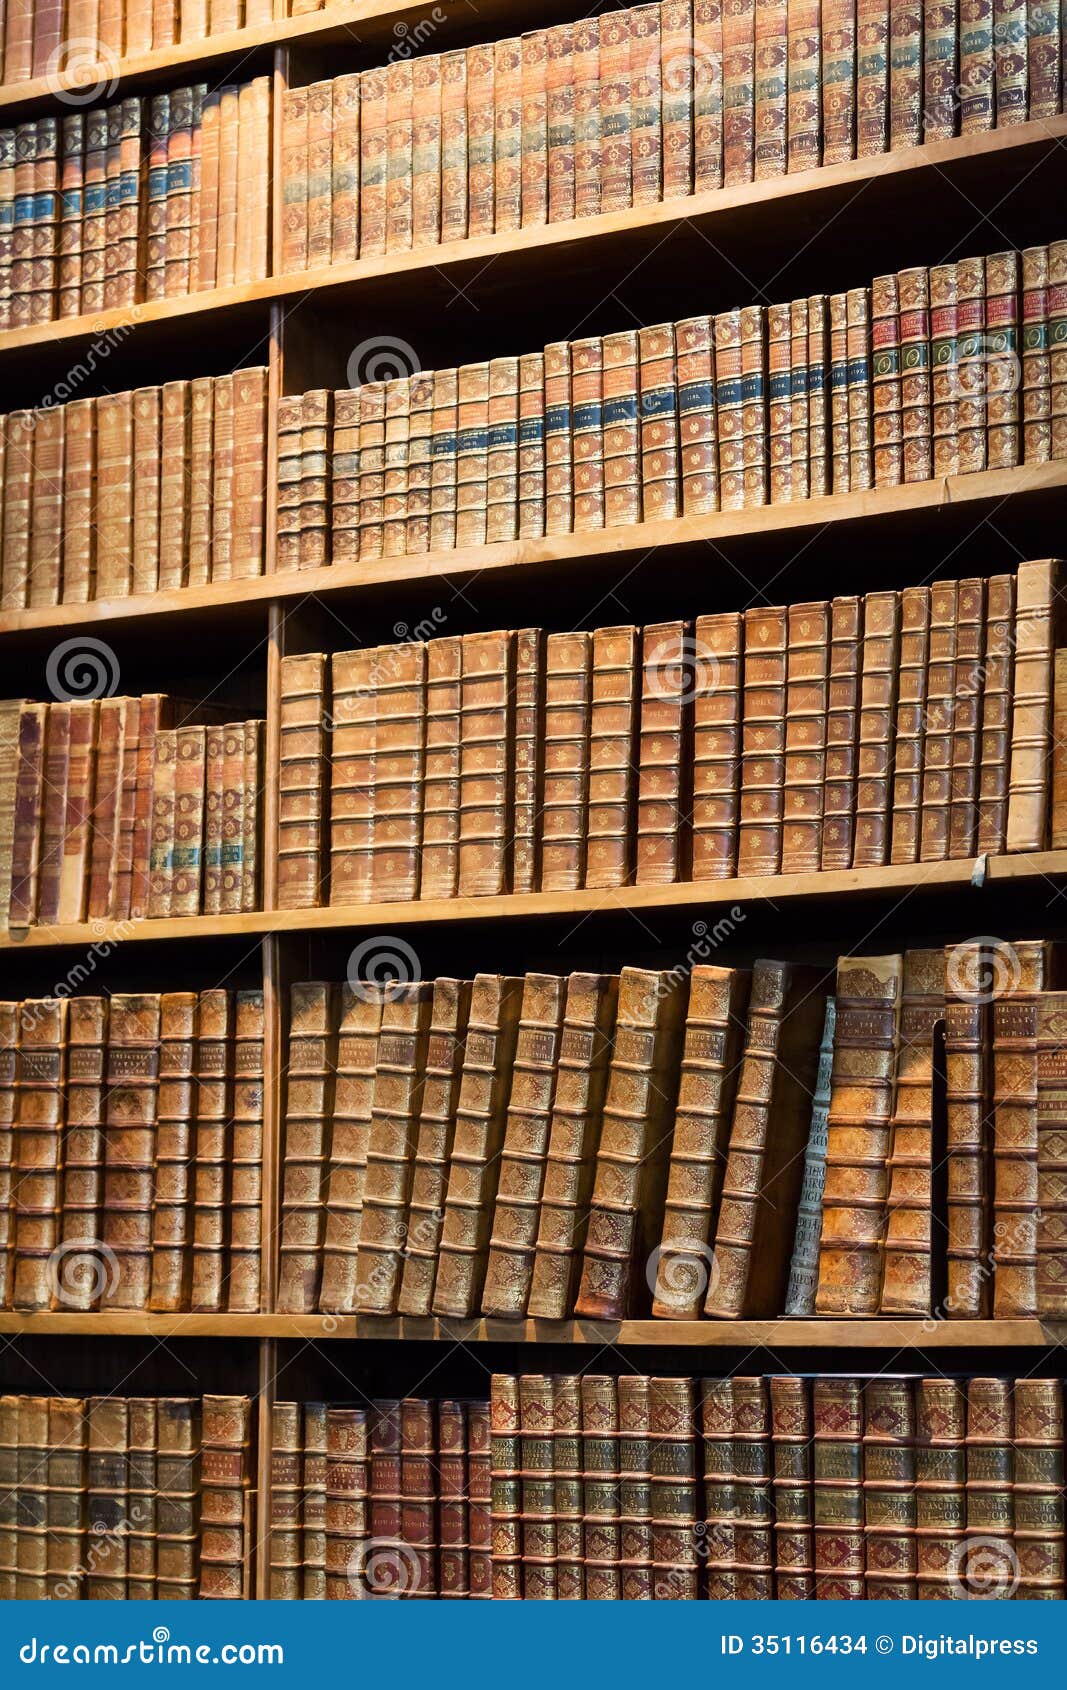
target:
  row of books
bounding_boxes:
[0,1394,254,1601]
[270,1397,492,1600]
[0,79,270,331]
[277,240,1066,577]
[486,1372,1063,1601]
[279,0,1066,273]
[276,559,1061,911]
[0,370,269,610]
[0,989,264,1313]
[0,697,264,932]
[0,0,275,84]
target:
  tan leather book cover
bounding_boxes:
[486,355,520,544]
[278,653,327,911]
[189,989,233,1314]
[520,29,549,228]
[369,642,425,904]
[94,391,134,599]
[146,726,178,919]
[54,996,107,1313]
[198,1395,253,1599]
[11,1001,67,1310]
[862,1377,917,1597]
[100,994,161,1311]
[946,576,987,858]
[358,65,388,258]
[328,646,375,908]
[677,313,718,516]
[880,948,947,1314]
[586,624,639,889]
[737,605,787,876]
[1013,1378,1065,1596]
[385,60,414,255]
[918,578,958,861]
[540,632,591,893]
[396,978,472,1318]
[889,584,930,863]
[27,403,63,609]
[7,703,46,933]
[269,1401,303,1599]
[976,572,1018,853]
[1007,558,1060,853]
[781,599,830,872]
[458,630,515,897]
[277,983,338,1312]
[852,588,900,867]
[149,992,198,1312]
[318,985,386,1315]
[962,1377,1015,1597]
[635,620,691,884]
[820,594,861,868]
[226,990,264,1313]
[305,80,334,272]
[35,701,71,928]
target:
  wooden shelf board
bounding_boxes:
[2,459,1064,639]
[0,116,1062,362]
[0,1310,1063,1345]
[3,851,1066,951]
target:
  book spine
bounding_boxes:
[490,1376,522,1599]
[328,73,360,268]
[768,303,794,503]
[384,60,413,255]
[328,646,376,908]
[676,312,718,517]
[649,1377,699,1599]
[7,703,45,932]
[918,578,959,860]
[146,726,177,919]
[188,990,233,1314]
[737,605,787,875]
[630,4,663,207]
[786,0,821,171]
[546,24,575,225]
[636,620,690,884]
[661,0,694,201]
[277,653,326,911]
[94,392,134,598]
[889,0,923,147]
[863,1378,917,1596]
[780,599,829,872]
[395,978,471,1318]
[1022,244,1052,466]
[486,355,519,544]
[852,589,901,866]
[12,1002,66,1310]
[171,725,206,916]
[1027,0,1062,117]
[458,630,514,897]
[231,365,268,581]
[827,290,851,490]
[754,0,788,178]
[240,720,261,914]
[956,254,988,472]
[417,636,462,902]
[960,0,996,130]
[131,386,162,596]
[722,0,756,184]
[465,45,495,241]
[411,58,441,251]
[36,702,71,926]
[789,296,810,499]
[1013,1378,1065,1596]
[871,271,903,487]
[769,1376,814,1596]
[992,995,1040,1317]
[370,641,425,903]
[976,572,1018,853]
[947,577,987,858]
[846,285,873,489]
[579,1375,619,1600]
[276,983,337,1315]
[85,1397,128,1599]
[269,1403,303,1599]
[510,627,543,896]
[439,51,468,242]
[889,585,931,863]
[144,96,170,301]
[198,1396,253,1599]
[101,994,161,1310]
[899,262,933,481]
[812,1378,865,1597]
[586,623,639,889]
[944,942,995,1315]
[323,1406,368,1599]
[740,302,768,506]
[571,336,605,532]
[856,0,890,154]
[56,998,106,1313]
[1006,557,1056,851]
[318,986,386,1315]
[690,611,742,878]
[280,87,308,274]
[27,397,64,614]
[157,379,189,591]
[148,992,197,1313]
[880,949,946,1314]
[60,398,94,604]
[520,30,549,227]
[540,632,592,892]
[986,247,1021,468]
[783,998,837,1316]
[303,80,333,272]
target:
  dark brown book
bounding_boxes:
[863,1377,916,1598]
[324,1405,369,1601]
[812,1377,864,1598]
[198,1395,253,1599]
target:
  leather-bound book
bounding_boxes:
[46,1397,87,1600]
[596,10,630,214]
[661,1,695,199]
[963,1377,1016,1599]
[146,727,177,918]
[511,627,544,895]
[280,87,309,274]
[300,1402,327,1600]
[433,974,524,1319]
[899,263,932,481]
[781,599,830,872]
[493,36,523,237]
[270,1402,303,1598]
[863,1377,916,1597]
[127,1397,158,1598]
[12,1397,47,1597]
[232,367,268,581]
[382,375,411,558]
[1022,244,1052,467]
[706,961,825,1317]
[130,694,169,922]
[521,30,549,227]
[518,353,546,540]
[0,1004,19,1306]
[540,632,591,892]
[397,978,472,1317]
[976,572,1018,854]
[986,250,1021,469]
[60,397,94,604]
[677,312,718,516]
[527,973,619,1319]
[419,637,463,902]
[692,1,725,188]
[490,1376,522,1599]
[652,965,750,1319]
[736,605,787,876]
[304,80,334,271]
[8,702,46,932]
[871,271,902,487]
[190,989,233,1312]
[12,1000,67,1310]
[880,948,946,1315]
[957,254,988,472]
[784,997,836,1316]
[458,630,515,897]
[690,611,742,879]
[888,584,931,864]
[517,1374,556,1599]
[1007,557,1059,852]
[617,1375,653,1599]
[370,641,425,903]
[157,380,190,592]
[57,997,107,1315]
[945,939,997,1316]
[636,620,691,884]
[913,1377,966,1598]
[240,719,262,913]
[218,721,246,915]
[329,646,376,907]
[789,297,811,499]
[486,356,520,545]
[769,1375,814,1599]
[649,1376,699,1601]
[852,589,900,866]
[0,411,32,611]
[148,993,197,1312]
[546,23,575,225]
[768,302,794,503]
[400,1398,437,1598]
[131,387,162,596]
[740,303,768,506]
[602,330,640,527]
[213,84,241,289]
[28,403,63,610]
[701,1378,737,1597]
[439,50,468,241]
[581,1374,619,1600]
[754,0,788,178]
[552,1376,584,1600]
[227,990,263,1312]
[36,700,71,927]
[827,292,851,490]
[101,994,161,1310]
[367,1400,403,1597]
[0,1397,15,1597]
[845,286,873,490]
[324,1406,368,1600]
[278,653,328,911]
[585,624,638,890]
[86,1397,129,1599]
[428,366,459,552]
[731,1376,774,1598]
[1013,1378,1065,1599]
[154,1399,200,1601]
[481,973,567,1317]
[571,18,601,220]
[0,703,22,937]
[199,1395,253,1599]
[786,1,821,172]
[816,953,904,1314]
[572,336,605,532]
[945,576,987,857]
[639,322,680,521]
[808,293,830,495]
[276,983,337,1313]
[185,377,214,587]
[411,56,442,250]
[171,724,207,917]
[276,394,304,573]
[989,952,1049,1317]
[812,1377,864,1598]
[1034,992,1067,1315]
[576,967,688,1321]
[354,983,434,1314]
[722,0,755,185]
[543,340,573,535]
[468,1400,493,1598]
[318,985,386,1315]
[464,43,496,240]
[438,1400,470,1598]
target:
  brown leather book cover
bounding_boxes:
[230,365,268,582]
[945,939,996,1316]
[852,589,900,866]
[400,1398,437,1596]
[1014,1377,1065,1598]
[601,330,640,527]
[109,695,142,920]
[280,86,309,274]
[148,992,198,1312]
[198,1395,253,1599]
[520,29,549,228]
[385,60,414,255]
[396,978,472,1318]
[653,966,750,1319]
[702,1377,738,1597]
[458,630,515,897]
[690,611,742,879]
[889,584,931,864]
[100,994,161,1310]
[918,579,960,861]
[576,966,688,1321]
[1007,558,1060,853]
[185,375,214,587]
[816,953,904,1314]
[131,386,162,597]
[437,1400,470,1598]
[781,599,830,872]
[384,378,413,557]
[145,97,171,302]
[126,1397,157,1598]
[94,391,134,599]
[269,1402,303,1599]
[510,628,544,896]
[419,637,463,901]
[60,398,94,604]
[277,983,338,1313]
[572,335,605,531]
[11,1001,67,1310]
[359,65,388,258]
[580,1374,619,1600]
[1056,650,1067,850]
[299,381,332,565]
[371,641,426,903]
[585,624,638,890]
[55,997,107,1313]
[515,1374,555,1599]
[540,632,591,893]
[820,594,861,868]
[84,696,125,922]
[227,990,264,1313]
[912,1377,966,1597]
[706,961,825,1317]
[130,694,168,921]
[196,90,222,291]
[328,646,375,908]
[410,56,441,251]
[213,84,240,289]
[863,1377,916,1597]
[7,703,46,933]
[170,725,206,917]
[487,355,520,544]
[299,1402,327,1600]
[976,572,1018,854]
[880,948,947,1315]
[240,719,262,914]
[639,322,680,521]
[527,973,619,1319]
[353,984,434,1314]
[492,36,522,236]
[85,1396,129,1599]
[318,985,386,1315]
[155,1397,201,1599]
[323,1404,369,1599]
[489,1376,521,1599]
[45,1397,88,1599]
[329,387,360,570]
[992,956,1057,1318]
[769,1375,814,1599]
[201,723,226,916]
[737,605,787,876]
[636,620,691,884]
[947,576,987,858]
[305,80,334,272]
[812,1376,864,1597]
[432,973,524,1319]
[0,412,33,611]
[189,989,233,1313]
[36,701,71,928]
[754,0,788,180]
[233,81,262,287]
[147,726,177,918]
[455,361,490,550]
[28,403,63,610]
[962,1377,1016,1599]
[278,653,328,911]
[481,973,567,1317]
[157,379,190,591]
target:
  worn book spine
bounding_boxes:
[576,967,687,1321]
[579,1375,619,1601]
[94,391,134,598]
[277,653,327,911]
[754,0,788,178]
[812,1377,864,1597]
[147,727,177,919]
[370,641,425,903]
[170,725,206,917]
[636,620,691,884]
[722,0,756,184]
[458,630,515,897]
[880,949,947,1315]
[455,362,489,550]
[888,585,931,864]
[784,998,837,1316]
[692,0,725,188]
[130,694,167,922]
[519,29,549,227]
[913,1377,966,1597]
[490,1376,522,1599]
[157,379,189,591]
[649,1376,699,1599]
[714,306,745,508]
[947,577,987,858]
[828,291,851,490]
[85,697,125,921]
[786,0,821,171]
[781,599,830,872]
[492,35,522,236]
[85,1397,129,1599]
[816,953,903,1314]
[986,248,1021,469]
[280,88,308,274]
[323,1404,368,1599]
[769,1375,814,1597]
[198,1395,253,1599]
[486,356,520,545]
[329,645,376,908]
[189,989,234,1315]
[945,940,997,1315]
[569,17,600,218]
[418,636,462,902]
[317,986,385,1315]
[919,578,959,861]
[439,50,468,243]
[737,605,787,875]
[703,1378,738,1598]
[653,966,749,1318]
[396,978,472,1318]
[12,1001,67,1310]
[959,0,996,131]
[144,96,170,302]
[571,335,605,532]
[100,994,161,1311]
[61,398,94,603]
[930,261,960,475]
[433,973,524,1319]
[385,60,413,255]
[676,312,718,516]
[540,632,592,893]
[1013,1378,1065,1597]
[28,403,64,609]
[185,376,214,588]
[108,692,140,920]
[630,4,663,207]
[465,43,495,240]
[270,1403,303,1598]
[509,627,543,896]
[131,386,162,596]
[852,589,900,867]
[846,285,873,489]
[586,624,639,889]
[438,1400,470,1597]
[276,983,337,1313]
[1022,244,1052,466]
[899,264,933,482]
[8,703,46,932]
[863,1377,917,1597]
[871,271,902,487]
[36,702,71,927]
[740,303,768,506]
[1006,557,1058,852]
[410,56,442,251]
[956,253,988,473]
[226,990,264,1313]
[148,992,197,1313]
[481,974,567,1317]
[963,1378,1015,1599]
[55,997,105,1313]
[545,23,575,225]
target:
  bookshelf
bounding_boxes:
[3,0,1067,1603]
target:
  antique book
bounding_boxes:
[572,336,605,531]
[913,1377,966,1598]
[737,604,787,876]
[8,702,45,931]
[323,1404,369,1599]
[585,624,639,890]
[270,1403,303,1599]
[863,1377,917,1597]
[278,653,328,911]
[946,576,987,859]
[1013,1377,1065,1598]
[419,636,463,901]
[370,641,425,903]
[490,1375,522,1599]
[690,611,743,879]
[851,589,900,867]
[812,1377,864,1597]
[458,630,515,897]
[148,992,198,1313]
[300,1402,327,1600]
[580,1374,620,1600]
[888,585,931,864]
[12,1000,67,1310]
[819,594,861,869]
[639,321,680,520]
[1006,558,1059,852]
[227,989,264,1313]
[329,645,377,907]
[783,996,837,1316]
[649,1376,700,1599]
[945,939,999,1315]
[918,578,959,861]
[990,958,1053,1318]
[816,953,904,1314]
[540,632,592,892]
[100,994,161,1311]
[575,967,688,1321]
[879,949,947,1315]
[768,1374,814,1598]
[652,965,750,1319]
[36,701,71,927]
[705,962,825,1317]
[677,313,718,516]
[722,0,756,184]
[318,986,386,1316]
[198,1395,253,1599]
[396,978,473,1318]
[276,982,337,1313]
[58,997,108,1313]
[636,620,691,884]
[85,1397,128,1599]
[781,599,830,872]
[962,1378,1015,1600]
[433,974,524,1318]
[753,0,788,178]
